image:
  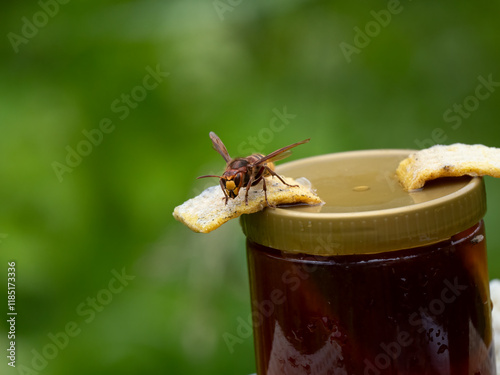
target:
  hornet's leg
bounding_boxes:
[260,177,275,208]
[264,166,298,188]
[219,179,229,205]
[244,173,255,205]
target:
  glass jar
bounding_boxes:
[240,150,495,375]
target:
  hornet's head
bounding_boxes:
[221,171,244,199]
[197,170,246,203]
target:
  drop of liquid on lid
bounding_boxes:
[353,185,370,192]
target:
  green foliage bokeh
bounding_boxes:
[1,0,499,374]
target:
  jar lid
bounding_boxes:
[240,150,486,255]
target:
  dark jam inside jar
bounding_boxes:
[247,221,495,375]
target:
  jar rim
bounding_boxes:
[240,149,486,255]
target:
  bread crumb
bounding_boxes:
[173,176,323,233]
[396,143,500,191]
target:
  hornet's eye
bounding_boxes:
[233,174,241,187]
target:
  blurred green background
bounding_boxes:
[1,0,500,374]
